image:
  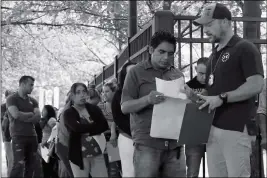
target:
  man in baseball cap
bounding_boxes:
[191,2,264,178]
[193,3,232,26]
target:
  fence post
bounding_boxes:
[152,11,174,35]
[94,75,96,85]
[152,11,174,65]
[243,1,261,49]
[102,66,105,85]
[114,55,118,80]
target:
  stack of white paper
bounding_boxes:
[107,142,121,162]
[150,77,190,140]
[41,147,50,163]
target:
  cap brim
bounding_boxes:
[193,17,213,26]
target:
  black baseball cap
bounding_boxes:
[193,3,232,26]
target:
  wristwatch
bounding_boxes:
[219,93,228,104]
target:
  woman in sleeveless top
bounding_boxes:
[63,83,109,177]
[98,82,122,177]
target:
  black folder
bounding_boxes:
[177,103,215,145]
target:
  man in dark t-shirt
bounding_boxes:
[193,3,264,177]
[7,76,42,178]
[185,57,208,178]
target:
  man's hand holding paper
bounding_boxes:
[150,77,190,140]
[146,91,165,105]
[150,77,214,144]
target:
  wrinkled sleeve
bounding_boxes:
[121,68,139,104]
[240,42,264,78]
[257,79,266,115]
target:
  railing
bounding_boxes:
[91,22,152,88]
[90,12,267,89]
[174,15,267,80]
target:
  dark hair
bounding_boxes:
[68,83,88,105]
[103,82,117,92]
[70,83,88,95]
[43,105,56,119]
[150,31,177,51]
[197,57,209,65]
[5,90,13,98]
[118,61,136,90]
[19,76,35,85]
[88,85,100,99]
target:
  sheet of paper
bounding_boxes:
[93,133,106,153]
[156,77,187,99]
[150,78,190,140]
[41,147,50,163]
[48,125,57,143]
[106,142,120,162]
[150,98,188,139]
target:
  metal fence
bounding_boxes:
[90,14,267,88]
[174,15,267,80]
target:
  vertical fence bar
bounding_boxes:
[201,26,204,58]
[234,20,237,35]
[201,20,206,177]
[114,55,118,80]
[178,20,182,70]
[94,75,96,85]
[189,20,193,79]
[102,66,105,85]
[128,37,131,62]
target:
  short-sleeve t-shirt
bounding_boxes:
[186,76,206,94]
[6,92,39,137]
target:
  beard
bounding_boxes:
[214,37,220,43]
[207,34,220,43]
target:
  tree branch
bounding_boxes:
[1,21,118,31]
[73,7,128,21]
[20,14,48,23]
[2,5,128,21]
[76,34,107,66]
[234,0,244,11]
[1,6,70,13]
[177,2,205,39]
[18,25,70,73]
[146,0,156,15]
[105,38,119,51]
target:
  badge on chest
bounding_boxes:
[208,74,214,86]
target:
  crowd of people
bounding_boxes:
[1,3,266,178]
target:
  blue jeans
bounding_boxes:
[185,144,205,177]
[133,143,186,177]
[10,136,41,178]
